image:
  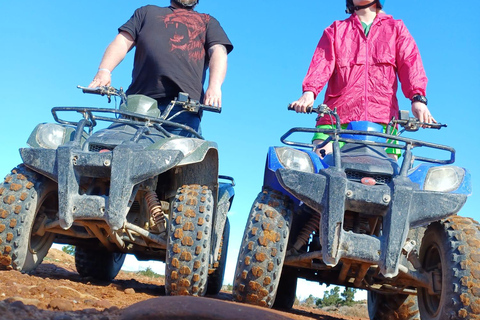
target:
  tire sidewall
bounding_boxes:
[417,217,480,320]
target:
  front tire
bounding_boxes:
[0,165,57,272]
[165,184,213,296]
[233,188,293,308]
[75,245,126,281]
[418,216,480,320]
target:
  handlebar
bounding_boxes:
[172,92,221,114]
[391,110,446,132]
[77,85,127,105]
[287,103,445,132]
[78,87,221,114]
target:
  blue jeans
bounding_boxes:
[157,98,202,137]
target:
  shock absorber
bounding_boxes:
[292,213,321,252]
[145,191,167,234]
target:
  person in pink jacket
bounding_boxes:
[290,0,436,158]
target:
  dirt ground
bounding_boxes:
[0,248,369,320]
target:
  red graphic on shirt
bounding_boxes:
[164,11,210,62]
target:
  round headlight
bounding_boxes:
[275,147,314,173]
[424,166,465,192]
[36,124,67,149]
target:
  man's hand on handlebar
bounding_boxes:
[203,86,222,109]
[88,69,112,88]
[290,91,315,113]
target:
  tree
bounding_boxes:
[316,286,342,307]
[315,286,359,308]
[304,294,317,307]
[62,245,75,256]
[341,287,357,306]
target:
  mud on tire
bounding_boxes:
[165,184,213,296]
[0,165,57,272]
[418,216,480,320]
[233,188,293,308]
[368,292,419,320]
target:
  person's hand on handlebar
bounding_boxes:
[411,102,436,127]
[203,85,222,109]
[88,68,112,88]
[290,91,315,113]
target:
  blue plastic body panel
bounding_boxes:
[341,121,387,143]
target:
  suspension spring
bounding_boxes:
[293,213,321,251]
[145,191,166,233]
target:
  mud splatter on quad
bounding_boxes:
[233,105,477,320]
[0,86,234,296]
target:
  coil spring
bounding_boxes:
[293,213,321,251]
[145,191,165,231]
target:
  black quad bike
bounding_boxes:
[0,86,234,296]
[233,105,477,319]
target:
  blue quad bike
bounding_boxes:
[0,86,234,296]
[233,105,477,319]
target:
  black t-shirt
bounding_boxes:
[119,5,233,101]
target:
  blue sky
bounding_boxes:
[2,1,479,300]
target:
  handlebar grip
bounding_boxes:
[428,122,447,129]
[288,104,313,113]
[202,105,221,114]
[77,85,103,95]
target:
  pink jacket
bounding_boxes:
[302,12,427,125]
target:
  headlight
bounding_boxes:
[424,166,465,192]
[33,124,67,149]
[275,147,314,173]
[159,138,203,157]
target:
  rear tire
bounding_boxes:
[272,266,298,310]
[233,188,293,307]
[206,217,230,295]
[367,291,419,320]
[417,216,480,320]
[75,246,126,281]
[165,184,213,296]
[0,165,57,272]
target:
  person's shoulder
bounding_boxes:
[378,12,407,27]
[191,10,221,25]
[135,5,170,13]
[327,15,354,31]
[192,10,215,20]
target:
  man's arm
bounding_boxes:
[203,44,228,108]
[88,31,135,88]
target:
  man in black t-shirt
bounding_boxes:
[88,0,233,136]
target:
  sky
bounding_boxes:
[2,1,479,301]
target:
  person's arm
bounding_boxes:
[203,44,228,108]
[395,22,435,124]
[88,31,135,88]
[291,27,335,113]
